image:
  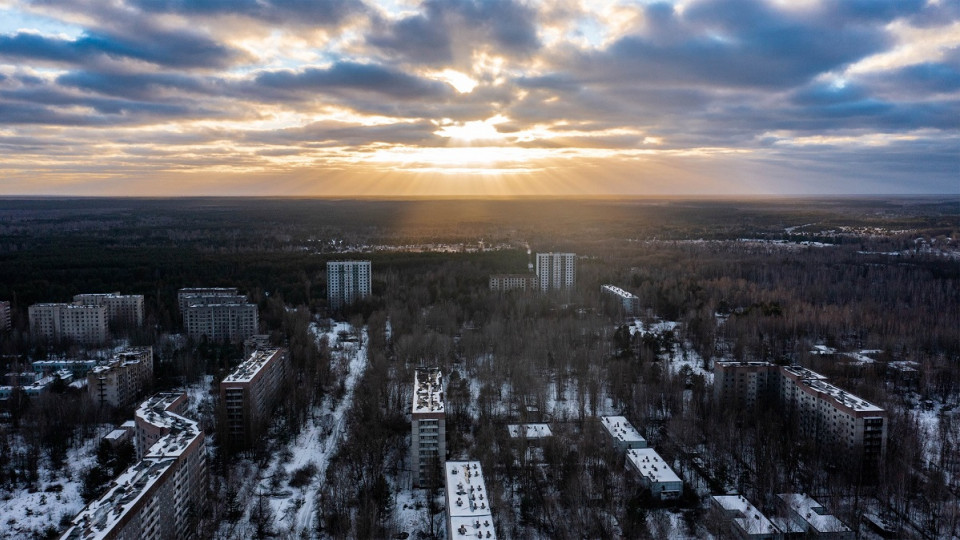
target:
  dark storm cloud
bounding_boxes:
[250,62,452,100]
[130,0,366,26]
[367,0,540,65]
[0,28,239,68]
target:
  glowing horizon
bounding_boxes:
[0,0,957,196]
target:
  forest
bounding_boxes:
[0,196,956,539]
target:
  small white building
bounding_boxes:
[711,495,782,540]
[626,448,682,500]
[599,416,647,451]
[777,493,853,539]
[506,424,552,440]
[445,461,496,540]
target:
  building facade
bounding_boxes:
[600,285,640,315]
[219,348,288,449]
[0,300,10,332]
[179,288,258,343]
[327,260,372,309]
[714,362,888,468]
[62,392,207,540]
[535,252,576,291]
[74,293,144,329]
[29,303,108,345]
[412,367,445,487]
[88,348,154,409]
[488,274,537,292]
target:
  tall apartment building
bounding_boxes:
[74,293,144,329]
[535,252,576,291]
[0,300,10,332]
[29,303,108,345]
[327,260,372,309]
[714,362,888,468]
[178,287,259,343]
[445,461,496,540]
[219,348,288,449]
[601,285,640,315]
[489,274,537,292]
[88,348,154,409]
[61,393,207,540]
[412,367,445,487]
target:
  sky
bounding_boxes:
[0,0,957,196]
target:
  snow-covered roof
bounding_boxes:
[601,285,638,300]
[62,458,176,540]
[712,495,780,536]
[221,348,283,384]
[445,461,496,539]
[805,379,884,413]
[135,393,202,458]
[778,493,851,534]
[413,367,444,414]
[507,424,552,439]
[600,416,645,446]
[626,448,681,484]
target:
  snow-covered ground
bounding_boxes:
[266,322,369,536]
[0,426,108,539]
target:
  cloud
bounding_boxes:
[367,0,540,66]
[250,61,452,100]
[130,0,366,26]
[0,28,240,68]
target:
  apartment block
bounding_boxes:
[714,362,888,468]
[327,260,372,309]
[445,461,496,540]
[600,285,641,315]
[29,303,108,345]
[0,300,10,332]
[88,348,154,409]
[179,288,258,343]
[219,348,288,449]
[535,252,576,291]
[412,367,445,487]
[599,416,647,451]
[626,447,683,500]
[74,293,144,329]
[488,274,537,292]
[62,392,207,540]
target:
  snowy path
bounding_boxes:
[270,323,369,537]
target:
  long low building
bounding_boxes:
[711,495,781,540]
[445,461,495,540]
[626,448,682,501]
[777,493,853,539]
[599,416,647,451]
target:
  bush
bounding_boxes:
[288,462,317,489]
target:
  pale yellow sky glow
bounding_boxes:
[0,0,956,195]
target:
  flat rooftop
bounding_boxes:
[445,461,496,539]
[507,424,552,439]
[713,495,780,537]
[627,448,681,484]
[778,493,851,534]
[601,285,638,299]
[222,348,283,384]
[413,367,444,414]
[805,379,884,413]
[600,416,645,446]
